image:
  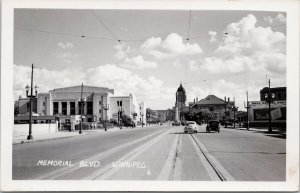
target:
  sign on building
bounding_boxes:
[271,108,282,120]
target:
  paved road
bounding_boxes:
[13,124,286,181]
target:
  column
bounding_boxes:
[67,101,70,115]
[75,101,79,115]
[58,102,62,114]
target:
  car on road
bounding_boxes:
[206,120,220,133]
[184,121,198,133]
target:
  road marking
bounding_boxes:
[172,132,182,181]
[36,128,167,180]
[157,128,180,180]
[86,127,174,180]
[190,135,235,181]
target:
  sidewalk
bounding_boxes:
[13,126,136,145]
[222,125,286,134]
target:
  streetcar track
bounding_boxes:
[189,133,235,181]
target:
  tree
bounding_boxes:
[121,114,132,126]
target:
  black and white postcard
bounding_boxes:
[1,0,299,191]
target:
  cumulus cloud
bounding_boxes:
[57,42,74,49]
[264,13,286,24]
[208,31,217,42]
[121,55,157,69]
[141,33,203,59]
[13,64,172,109]
[198,14,286,74]
[114,44,131,60]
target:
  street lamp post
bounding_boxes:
[25,64,38,140]
[265,79,275,133]
[103,104,109,131]
[232,99,238,128]
[244,91,250,130]
[78,83,86,134]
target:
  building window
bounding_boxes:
[43,101,46,106]
[99,117,102,122]
[65,119,70,124]
[62,102,67,115]
[27,103,30,109]
[209,107,214,112]
[117,100,122,106]
[87,101,93,115]
[53,102,58,115]
[70,102,75,115]
[99,101,102,105]
[99,109,102,114]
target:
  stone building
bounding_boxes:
[16,85,146,126]
[249,86,286,129]
[260,87,286,101]
[109,94,146,126]
[175,83,186,122]
[189,95,234,121]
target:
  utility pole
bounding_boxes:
[246,91,249,130]
[232,97,238,128]
[268,79,272,133]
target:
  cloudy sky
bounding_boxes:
[14,9,286,110]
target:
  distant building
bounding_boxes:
[17,97,37,115]
[260,87,286,101]
[189,95,234,121]
[249,86,286,129]
[138,102,147,125]
[16,85,146,127]
[109,94,142,126]
[175,83,186,122]
[156,109,175,122]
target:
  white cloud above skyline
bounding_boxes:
[13,10,287,110]
[122,55,157,69]
[196,14,286,75]
[264,13,286,24]
[57,42,74,49]
[141,33,203,59]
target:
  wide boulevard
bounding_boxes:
[13,124,286,181]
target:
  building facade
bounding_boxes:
[260,87,286,101]
[35,85,114,123]
[16,85,147,127]
[249,86,286,129]
[189,95,234,121]
[175,83,186,122]
[109,94,145,125]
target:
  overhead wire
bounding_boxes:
[15,27,115,41]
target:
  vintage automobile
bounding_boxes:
[184,121,198,133]
[206,120,220,133]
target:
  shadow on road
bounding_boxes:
[252,131,286,139]
[169,131,218,134]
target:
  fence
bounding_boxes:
[13,123,58,136]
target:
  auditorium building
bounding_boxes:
[15,85,146,127]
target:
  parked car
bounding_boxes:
[206,120,220,133]
[184,121,198,133]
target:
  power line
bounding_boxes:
[89,10,120,42]
[187,10,192,40]
[15,27,116,41]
